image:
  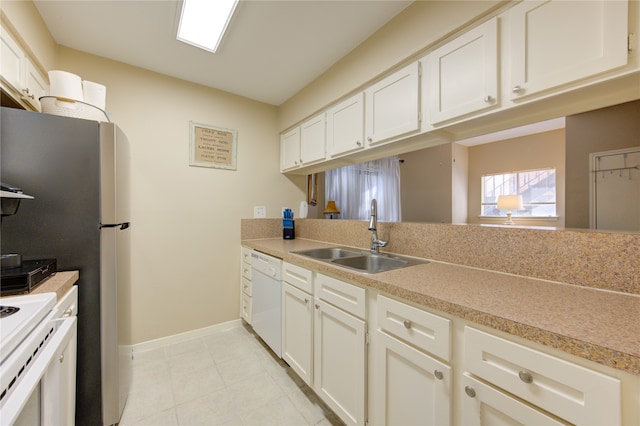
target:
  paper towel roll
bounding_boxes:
[48,70,83,102]
[82,80,106,110]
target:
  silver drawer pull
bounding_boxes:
[59,353,65,363]
[62,308,73,317]
[518,370,533,384]
[403,320,412,329]
[464,386,476,398]
[315,303,320,310]
[304,298,309,304]
[434,370,443,380]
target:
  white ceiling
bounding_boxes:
[34,0,412,106]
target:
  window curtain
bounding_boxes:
[325,156,401,222]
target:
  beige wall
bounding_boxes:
[565,100,640,228]
[277,0,505,132]
[467,129,566,227]
[56,48,306,344]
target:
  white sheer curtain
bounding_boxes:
[325,156,401,221]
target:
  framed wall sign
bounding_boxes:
[189,121,237,170]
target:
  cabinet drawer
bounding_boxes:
[377,295,450,361]
[241,277,252,297]
[464,327,621,425]
[282,262,313,294]
[315,273,366,319]
[241,262,252,280]
[461,373,568,426]
[54,285,78,317]
[241,293,252,324]
[241,247,253,264]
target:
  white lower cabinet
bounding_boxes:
[282,282,313,386]
[314,298,366,426]
[314,274,367,426]
[374,330,451,426]
[461,373,568,426]
[240,247,253,324]
[463,326,621,425]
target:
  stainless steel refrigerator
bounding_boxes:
[0,106,131,425]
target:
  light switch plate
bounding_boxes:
[253,206,266,218]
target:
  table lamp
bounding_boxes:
[497,195,523,225]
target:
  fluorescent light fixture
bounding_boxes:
[177,0,238,53]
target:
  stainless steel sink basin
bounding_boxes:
[294,247,427,273]
[331,254,409,273]
[293,247,363,260]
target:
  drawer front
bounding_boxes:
[54,285,78,317]
[461,373,568,426]
[241,246,252,264]
[464,327,621,425]
[241,293,252,324]
[241,276,252,296]
[282,262,313,294]
[315,273,366,319]
[241,262,252,281]
[377,295,450,361]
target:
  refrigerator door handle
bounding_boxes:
[99,222,130,230]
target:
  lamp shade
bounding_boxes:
[324,200,340,214]
[497,195,523,210]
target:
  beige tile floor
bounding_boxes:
[119,324,344,426]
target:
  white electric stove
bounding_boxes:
[0,291,77,425]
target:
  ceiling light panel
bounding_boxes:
[177,0,238,53]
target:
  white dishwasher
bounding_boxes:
[250,251,282,357]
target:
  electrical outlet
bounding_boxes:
[253,206,266,218]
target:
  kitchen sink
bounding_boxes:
[293,247,363,260]
[331,254,409,273]
[293,247,427,273]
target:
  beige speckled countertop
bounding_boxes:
[28,271,78,300]
[242,238,640,376]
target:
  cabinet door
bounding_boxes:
[461,374,568,426]
[282,283,313,386]
[280,127,301,171]
[327,92,365,157]
[426,17,498,124]
[23,57,48,111]
[0,24,25,94]
[300,113,326,165]
[508,0,628,101]
[365,61,420,146]
[313,299,366,426]
[374,331,451,426]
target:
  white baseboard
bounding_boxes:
[122,319,244,354]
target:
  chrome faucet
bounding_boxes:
[368,198,388,253]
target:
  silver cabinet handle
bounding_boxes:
[403,320,412,329]
[356,140,362,146]
[62,308,73,317]
[464,386,476,398]
[518,370,533,384]
[315,303,320,310]
[483,95,493,103]
[59,353,65,363]
[367,136,373,142]
[22,88,35,100]
[434,370,443,380]
[512,85,523,94]
[304,298,309,304]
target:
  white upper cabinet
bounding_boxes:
[327,92,365,157]
[365,61,420,146]
[507,0,629,101]
[280,126,301,171]
[0,23,48,112]
[425,17,499,124]
[300,112,326,165]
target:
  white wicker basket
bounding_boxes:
[40,96,110,122]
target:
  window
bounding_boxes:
[481,168,557,217]
[325,157,401,221]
